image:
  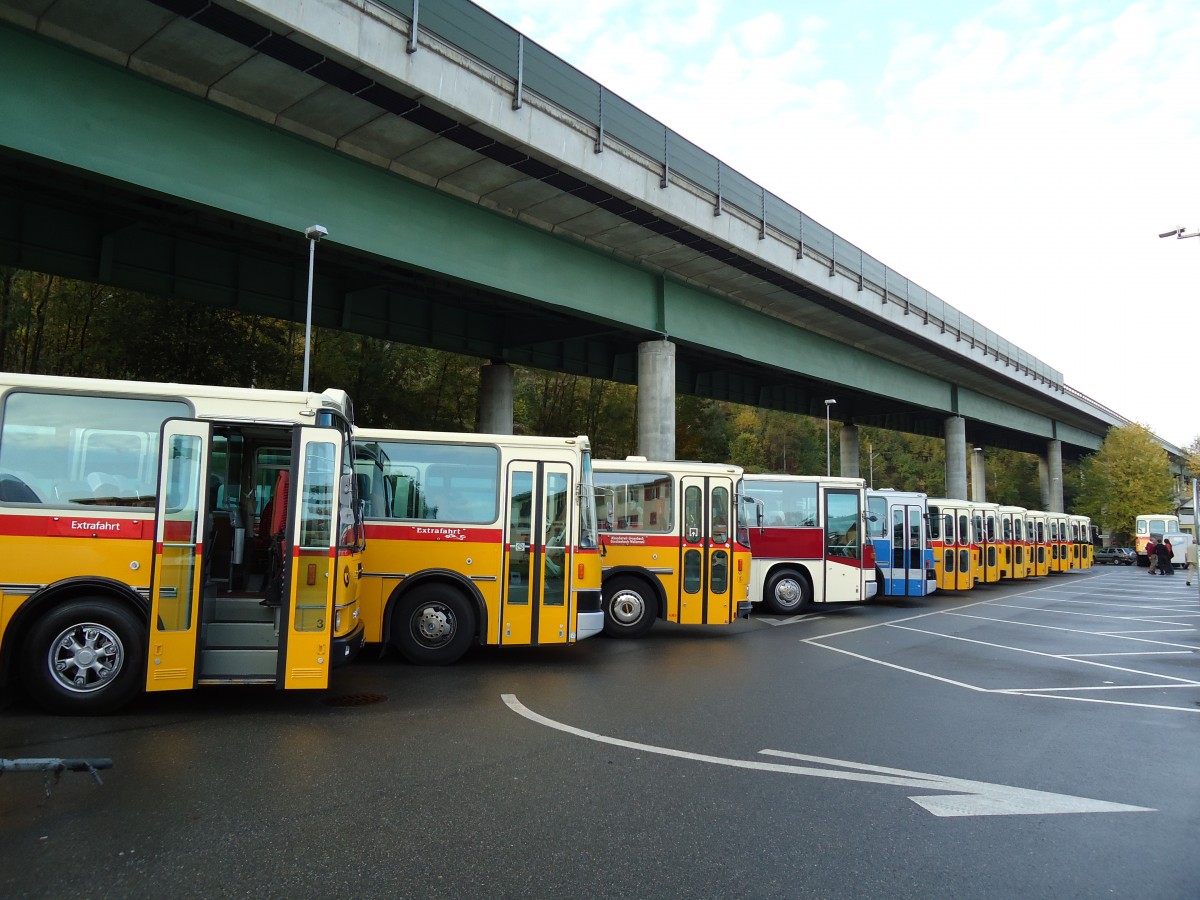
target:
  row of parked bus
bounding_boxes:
[0,372,1090,715]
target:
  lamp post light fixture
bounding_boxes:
[1158,226,1200,241]
[824,398,837,477]
[302,224,328,393]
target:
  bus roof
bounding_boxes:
[1,371,352,421]
[594,458,742,476]
[355,427,590,452]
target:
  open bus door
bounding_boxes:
[279,426,344,689]
[148,421,343,693]
[146,419,211,693]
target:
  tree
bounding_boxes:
[1075,424,1174,544]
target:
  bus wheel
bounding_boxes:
[764,570,811,614]
[393,586,475,665]
[22,599,144,715]
[602,577,657,638]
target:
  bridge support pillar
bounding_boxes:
[477,362,514,435]
[1044,440,1064,512]
[839,425,859,478]
[638,339,676,461]
[971,447,987,502]
[945,416,968,500]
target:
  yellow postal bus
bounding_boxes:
[353,428,603,663]
[592,458,751,637]
[0,372,365,714]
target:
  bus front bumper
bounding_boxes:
[865,581,879,601]
[333,620,366,667]
[737,600,753,619]
[576,610,605,640]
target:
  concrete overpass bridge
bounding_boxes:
[0,0,1168,507]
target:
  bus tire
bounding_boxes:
[602,576,657,638]
[21,599,144,715]
[764,570,811,614]
[393,585,475,666]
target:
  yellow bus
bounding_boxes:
[0,372,365,714]
[997,505,1030,579]
[1047,512,1071,573]
[971,501,1002,584]
[1026,510,1050,576]
[927,498,976,591]
[1069,514,1094,569]
[352,428,603,664]
[592,458,751,637]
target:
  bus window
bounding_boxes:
[595,471,674,533]
[0,391,188,507]
[868,495,887,538]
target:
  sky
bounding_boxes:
[471,0,1200,449]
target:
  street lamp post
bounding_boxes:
[825,399,837,477]
[1160,226,1199,597]
[302,224,328,393]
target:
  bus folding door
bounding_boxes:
[148,421,342,693]
[147,419,212,692]
[981,508,1001,583]
[889,502,930,596]
[823,488,866,602]
[677,474,736,625]
[502,461,575,646]
[1049,517,1070,573]
[935,506,973,591]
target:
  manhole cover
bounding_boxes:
[323,693,388,707]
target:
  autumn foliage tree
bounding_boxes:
[1075,424,1175,544]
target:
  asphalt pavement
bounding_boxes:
[2,565,1198,899]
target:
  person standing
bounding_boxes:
[1146,537,1158,575]
[1156,538,1173,576]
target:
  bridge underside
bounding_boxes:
[2,149,1063,453]
[0,18,1105,457]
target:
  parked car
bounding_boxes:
[1095,546,1136,565]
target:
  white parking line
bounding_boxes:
[939,611,1198,650]
[972,601,1193,626]
[1066,651,1196,657]
[886,623,1200,685]
[1096,629,1194,635]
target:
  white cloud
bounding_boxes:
[473,0,1200,446]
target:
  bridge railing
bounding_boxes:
[383,0,1062,389]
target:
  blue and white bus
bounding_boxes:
[866,489,937,598]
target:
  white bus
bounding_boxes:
[740,474,877,612]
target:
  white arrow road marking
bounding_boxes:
[502,694,1154,818]
[762,614,824,626]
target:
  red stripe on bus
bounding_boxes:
[363,523,503,542]
[0,514,153,539]
[600,533,690,549]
